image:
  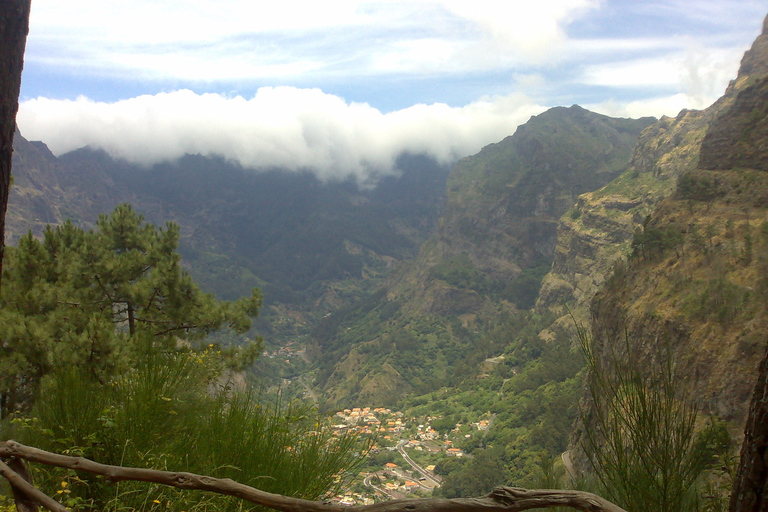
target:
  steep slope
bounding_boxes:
[313,107,654,408]
[536,14,768,334]
[585,15,768,435]
[536,108,711,330]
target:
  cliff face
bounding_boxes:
[316,107,654,408]
[699,76,768,171]
[584,14,768,433]
[536,108,710,329]
[388,106,653,317]
[536,15,768,336]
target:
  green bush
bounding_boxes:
[578,323,726,512]
[12,351,368,511]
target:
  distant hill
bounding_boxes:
[7,138,452,342]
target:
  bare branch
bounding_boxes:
[5,457,38,512]
[0,458,66,512]
[0,441,627,512]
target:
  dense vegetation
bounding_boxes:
[0,205,368,511]
[395,312,584,495]
[0,204,262,414]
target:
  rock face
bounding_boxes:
[435,106,653,282]
[536,14,768,336]
[316,106,654,408]
[536,108,710,329]
[699,76,768,171]
[387,106,653,318]
[579,14,768,440]
[733,14,768,81]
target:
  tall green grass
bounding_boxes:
[9,351,369,511]
[577,323,729,512]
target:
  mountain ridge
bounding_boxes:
[6,137,452,347]
[312,105,655,408]
[576,13,768,446]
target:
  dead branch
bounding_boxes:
[0,440,627,512]
[0,458,62,512]
[5,457,38,512]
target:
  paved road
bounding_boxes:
[561,450,577,484]
[396,440,441,487]
[363,473,404,500]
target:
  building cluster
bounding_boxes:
[331,493,374,506]
[262,341,306,364]
[332,407,406,435]
[326,407,488,505]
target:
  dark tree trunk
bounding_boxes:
[127,301,136,335]
[730,344,768,512]
[0,0,32,292]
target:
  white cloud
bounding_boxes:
[580,42,742,106]
[26,0,601,82]
[440,0,601,60]
[17,88,546,185]
[586,94,695,120]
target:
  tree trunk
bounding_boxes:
[729,343,768,512]
[127,301,136,336]
[0,0,32,292]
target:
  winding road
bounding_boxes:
[561,450,577,484]
[396,441,441,487]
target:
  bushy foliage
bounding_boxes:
[398,313,584,497]
[10,351,368,511]
[0,205,371,511]
[676,172,722,203]
[0,204,262,414]
[630,215,684,261]
[578,323,729,512]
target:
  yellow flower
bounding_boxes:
[61,481,68,488]
[152,499,161,504]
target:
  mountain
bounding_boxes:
[537,14,768,339]
[583,16,768,435]
[312,106,655,408]
[6,139,451,344]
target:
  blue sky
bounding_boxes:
[16,0,768,183]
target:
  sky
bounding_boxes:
[16,0,768,184]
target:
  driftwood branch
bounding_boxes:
[0,440,627,512]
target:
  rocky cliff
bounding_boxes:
[315,106,654,408]
[536,14,768,338]
[536,108,710,331]
[582,14,768,436]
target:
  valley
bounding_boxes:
[3,12,768,511]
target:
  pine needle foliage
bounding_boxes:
[0,204,262,415]
[577,322,723,512]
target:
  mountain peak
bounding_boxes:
[736,13,768,79]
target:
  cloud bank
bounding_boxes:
[18,88,546,184]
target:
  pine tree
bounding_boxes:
[0,204,262,415]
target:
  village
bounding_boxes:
[328,407,492,505]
